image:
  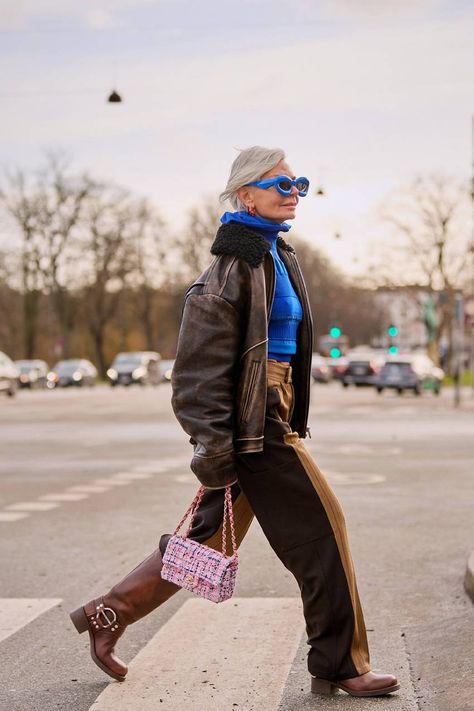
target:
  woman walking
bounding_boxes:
[70,146,399,698]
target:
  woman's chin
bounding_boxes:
[259,209,297,222]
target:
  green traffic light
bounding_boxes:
[330,347,341,358]
[330,326,341,338]
[387,325,398,337]
[388,345,398,354]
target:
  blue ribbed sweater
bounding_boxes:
[220,211,303,362]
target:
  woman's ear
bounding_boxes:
[237,185,253,209]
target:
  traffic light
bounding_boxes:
[330,347,341,358]
[387,324,398,354]
[329,326,341,338]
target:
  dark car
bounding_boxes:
[15,359,49,389]
[107,351,161,386]
[0,351,19,397]
[375,354,444,395]
[311,354,332,383]
[325,355,349,382]
[342,351,385,388]
[48,359,97,388]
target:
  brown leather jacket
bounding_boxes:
[171,221,314,489]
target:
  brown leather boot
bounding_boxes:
[70,548,180,681]
[311,671,400,697]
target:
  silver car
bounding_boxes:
[0,351,20,397]
[15,359,49,389]
[107,351,162,386]
[375,353,444,395]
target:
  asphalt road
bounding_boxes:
[1,382,473,711]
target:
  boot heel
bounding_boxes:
[70,607,88,634]
[311,677,337,695]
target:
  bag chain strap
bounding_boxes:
[221,486,237,558]
[174,485,237,558]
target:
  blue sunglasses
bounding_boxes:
[247,175,310,197]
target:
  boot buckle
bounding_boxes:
[94,605,117,629]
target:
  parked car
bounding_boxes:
[324,355,349,382]
[341,351,386,388]
[311,354,332,383]
[107,351,161,386]
[15,359,49,389]
[48,359,97,388]
[0,351,20,397]
[375,354,444,395]
[159,359,175,382]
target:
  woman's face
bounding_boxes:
[237,159,300,222]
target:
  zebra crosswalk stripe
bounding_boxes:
[0,598,62,644]
[88,598,304,711]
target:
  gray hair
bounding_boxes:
[219,146,285,210]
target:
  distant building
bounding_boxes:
[373,286,429,351]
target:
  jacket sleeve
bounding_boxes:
[171,292,240,489]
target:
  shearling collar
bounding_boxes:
[210,222,295,268]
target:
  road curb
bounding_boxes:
[464,550,474,603]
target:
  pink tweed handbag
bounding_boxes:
[161,485,238,603]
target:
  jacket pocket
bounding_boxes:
[240,360,261,424]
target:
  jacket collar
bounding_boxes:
[210,222,295,268]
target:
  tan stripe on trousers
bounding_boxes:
[203,491,254,556]
[283,429,371,676]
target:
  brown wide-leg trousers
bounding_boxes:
[160,359,371,682]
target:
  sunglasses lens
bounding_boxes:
[277,179,292,193]
[296,179,309,195]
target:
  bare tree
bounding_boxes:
[0,154,95,357]
[125,198,169,351]
[1,172,45,357]
[173,199,221,286]
[80,187,138,377]
[290,235,388,348]
[374,174,471,367]
[0,250,22,357]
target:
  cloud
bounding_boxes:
[320,0,446,21]
[0,0,154,30]
[1,2,472,274]
[85,9,115,29]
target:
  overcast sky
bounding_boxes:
[1,0,473,275]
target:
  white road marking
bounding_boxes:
[312,406,333,415]
[173,474,193,484]
[67,485,111,493]
[307,442,403,457]
[112,472,153,481]
[5,501,60,512]
[344,407,378,415]
[0,512,30,522]
[88,598,303,711]
[1,461,189,524]
[337,443,374,454]
[40,493,88,502]
[132,458,188,473]
[0,598,62,643]
[325,471,386,485]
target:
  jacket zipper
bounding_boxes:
[241,360,260,424]
[286,251,313,437]
[265,254,276,325]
